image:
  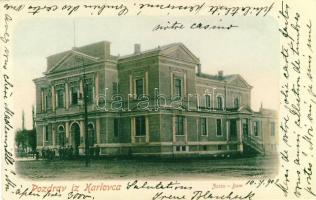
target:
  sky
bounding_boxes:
[12,15,279,130]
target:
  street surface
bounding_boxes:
[16,155,278,180]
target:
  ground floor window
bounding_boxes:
[175,116,184,135]
[57,126,65,147]
[45,126,49,142]
[114,118,119,137]
[135,116,146,136]
[270,144,277,151]
[200,118,207,136]
[216,119,222,136]
[175,145,186,152]
[253,121,259,136]
[270,122,275,136]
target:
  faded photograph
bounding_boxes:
[14,16,279,180]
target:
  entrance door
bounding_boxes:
[71,123,80,156]
[229,119,237,141]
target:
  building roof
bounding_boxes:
[197,73,237,81]
[118,42,181,59]
[118,42,200,63]
[46,41,113,72]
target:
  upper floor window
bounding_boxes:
[85,82,94,104]
[112,82,118,95]
[253,121,259,136]
[175,116,184,135]
[234,97,240,109]
[217,96,223,110]
[271,122,275,136]
[45,95,49,110]
[135,79,144,98]
[174,78,182,97]
[56,89,64,108]
[205,95,211,109]
[216,119,222,136]
[71,87,78,105]
[135,116,146,136]
[45,93,51,111]
[200,118,207,136]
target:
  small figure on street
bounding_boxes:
[95,145,100,159]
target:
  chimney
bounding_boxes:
[134,43,141,54]
[218,70,224,79]
[197,63,201,75]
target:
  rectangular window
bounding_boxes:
[174,78,182,97]
[175,116,184,135]
[135,79,144,98]
[217,96,223,110]
[114,118,119,137]
[253,121,259,136]
[218,145,222,150]
[112,82,118,95]
[216,119,222,136]
[181,146,186,151]
[71,87,78,105]
[176,146,181,151]
[85,81,94,104]
[56,89,64,108]
[205,95,211,108]
[135,116,146,136]
[200,118,207,136]
[175,146,186,152]
[234,97,240,109]
[271,122,275,136]
[45,95,49,110]
[45,126,49,142]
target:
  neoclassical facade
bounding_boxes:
[34,41,278,156]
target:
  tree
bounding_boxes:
[27,129,37,151]
[15,129,37,152]
[15,129,28,151]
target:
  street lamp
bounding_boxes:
[75,55,90,167]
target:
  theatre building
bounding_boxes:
[33,41,278,157]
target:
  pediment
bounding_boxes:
[227,75,252,89]
[46,50,99,74]
[238,105,253,113]
[160,44,199,63]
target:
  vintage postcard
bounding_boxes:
[1,0,315,199]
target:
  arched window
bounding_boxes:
[217,96,223,110]
[58,126,65,147]
[234,97,240,109]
